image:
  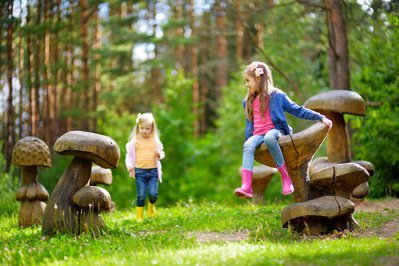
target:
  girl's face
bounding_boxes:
[138,122,153,139]
[244,73,258,94]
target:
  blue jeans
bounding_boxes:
[242,128,284,171]
[135,168,158,207]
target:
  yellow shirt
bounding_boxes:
[135,137,157,169]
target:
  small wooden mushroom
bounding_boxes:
[309,162,370,199]
[73,186,112,234]
[12,137,51,227]
[304,90,366,163]
[255,122,330,202]
[42,131,120,236]
[282,196,356,234]
[89,165,116,211]
[90,165,113,186]
[240,165,278,204]
[310,157,374,201]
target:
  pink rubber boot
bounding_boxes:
[278,163,294,195]
[234,169,253,198]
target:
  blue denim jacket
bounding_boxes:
[244,90,324,140]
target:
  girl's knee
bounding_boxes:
[149,194,158,203]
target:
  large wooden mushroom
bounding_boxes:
[304,90,365,163]
[12,137,51,227]
[255,122,330,202]
[42,131,120,235]
[304,90,373,200]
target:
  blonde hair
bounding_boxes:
[243,61,275,121]
[128,112,160,141]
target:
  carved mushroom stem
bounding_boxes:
[42,157,92,235]
[324,111,351,163]
[22,166,38,185]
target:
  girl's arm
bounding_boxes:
[125,141,136,178]
[156,138,165,160]
[282,93,324,121]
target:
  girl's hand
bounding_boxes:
[322,117,333,128]
[155,150,161,159]
[129,169,135,179]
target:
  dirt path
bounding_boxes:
[353,198,399,238]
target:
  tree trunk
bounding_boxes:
[92,8,101,132]
[18,5,24,139]
[214,0,228,91]
[33,0,42,138]
[79,0,90,131]
[26,0,33,136]
[188,0,201,136]
[5,0,15,172]
[324,0,350,90]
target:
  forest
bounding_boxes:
[1,0,398,211]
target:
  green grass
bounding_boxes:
[0,201,398,266]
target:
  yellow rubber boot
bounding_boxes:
[136,206,144,222]
[148,202,156,217]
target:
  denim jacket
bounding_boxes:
[244,90,324,140]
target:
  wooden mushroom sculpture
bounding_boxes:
[42,131,120,235]
[255,122,330,202]
[89,165,116,211]
[304,90,373,199]
[304,90,366,163]
[90,165,113,186]
[12,137,51,227]
[73,186,112,234]
[309,163,370,200]
[243,165,278,204]
[309,157,374,203]
[282,196,356,234]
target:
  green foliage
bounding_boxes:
[350,13,399,197]
[153,70,196,204]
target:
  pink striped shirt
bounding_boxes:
[253,96,275,135]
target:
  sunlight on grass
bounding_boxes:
[0,201,398,265]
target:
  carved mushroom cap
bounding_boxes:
[282,196,355,226]
[90,166,113,185]
[73,186,111,211]
[12,136,51,167]
[54,131,120,169]
[304,90,366,116]
[309,162,370,199]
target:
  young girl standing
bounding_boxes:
[125,113,165,222]
[234,61,332,198]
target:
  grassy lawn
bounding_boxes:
[0,200,398,266]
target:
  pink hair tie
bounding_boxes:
[255,68,264,77]
[249,62,258,71]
